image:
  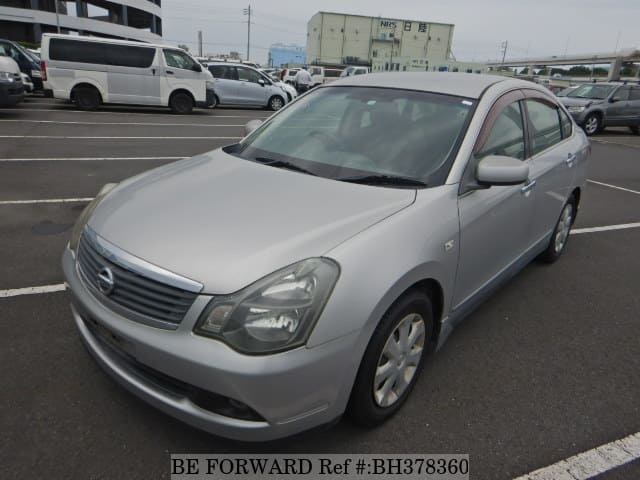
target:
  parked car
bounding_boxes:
[560,82,640,135]
[0,56,24,107]
[20,72,34,93]
[63,72,589,441]
[41,34,215,113]
[206,62,289,110]
[0,39,43,91]
[340,66,370,77]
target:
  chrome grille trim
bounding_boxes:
[77,227,202,328]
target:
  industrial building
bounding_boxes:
[0,0,162,44]
[268,43,305,67]
[306,11,456,72]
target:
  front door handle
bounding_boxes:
[151,68,156,75]
[566,153,577,167]
[166,70,174,75]
[521,179,536,195]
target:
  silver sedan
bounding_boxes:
[63,72,589,441]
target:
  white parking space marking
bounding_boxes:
[0,120,245,127]
[587,180,640,196]
[0,284,66,298]
[0,157,185,162]
[0,198,92,205]
[2,108,271,119]
[591,138,640,149]
[571,222,640,235]
[514,431,640,480]
[0,136,241,140]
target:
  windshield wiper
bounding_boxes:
[336,174,427,188]
[254,157,318,176]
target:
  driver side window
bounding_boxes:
[476,102,526,160]
[163,50,197,70]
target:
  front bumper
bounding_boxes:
[0,81,24,107]
[62,247,358,441]
[197,88,216,108]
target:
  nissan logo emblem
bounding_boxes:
[97,267,115,296]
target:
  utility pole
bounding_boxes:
[243,5,251,61]
[389,24,396,71]
[198,30,202,57]
[54,0,61,33]
[500,40,508,66]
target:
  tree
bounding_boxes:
[177,44,189,52]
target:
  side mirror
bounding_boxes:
[244,119,263,136]
[476,155,529,186]
[192,63,202,72]
[610,96,622,103]
[258,78,265,86]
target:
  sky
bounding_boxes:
[161,0,640,65]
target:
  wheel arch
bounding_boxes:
[168,88,196,107]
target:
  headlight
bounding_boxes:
[0,71,14,82]
[567,106,586,113]
[195,258,340,354]
[69,183,118,251]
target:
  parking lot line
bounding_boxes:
[0,119,245,127]
[0,197,92,205]
[571,222,640,235]
[587,180,640,196]
[591,138,640,149]
[0,157,185,162]
[514,431,640,480]
[0,284,66,298]
[1,108,271,118]
[0,136,242,140]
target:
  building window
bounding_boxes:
[418,23,427,33]
[372,50,377,58]
[404,22,411,31]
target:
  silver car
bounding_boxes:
[206,62,289,110]
[63,73,589,441]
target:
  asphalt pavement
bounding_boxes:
[1,96,638,480]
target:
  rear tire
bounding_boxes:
[170,92,194,114]
[348,290,434,427]
[74,86,101,111]
[539,196,576,264]
[630,126,639,135]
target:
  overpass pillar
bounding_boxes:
[608,57,623,81]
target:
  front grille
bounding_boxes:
[77,234,198,326]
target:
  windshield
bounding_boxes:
[567,84,615,100]
[230,86,474,187]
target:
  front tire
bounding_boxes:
[582,114,601,136]
[348,290,434,427]
[268,95,284,111]
[170,92,194,114]
[539,196,576,263]
[629,125,639,135]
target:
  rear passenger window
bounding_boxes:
[477,102,526,160]
[629,88,640,101]
[559,109,573,139]
[105,44,155,68]
[49,38,106,64]
[526,100,562,155]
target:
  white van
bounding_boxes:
[41,34,215,114]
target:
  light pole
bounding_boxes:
[243,5,251,61]
[54,0,61,33]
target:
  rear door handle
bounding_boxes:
[521,179,536,195]
[566,153,577,167]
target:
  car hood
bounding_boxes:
[88,150,415,293]
[560,97,600,108]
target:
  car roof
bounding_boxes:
[331,72,516,99]
[41,33,182,51]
